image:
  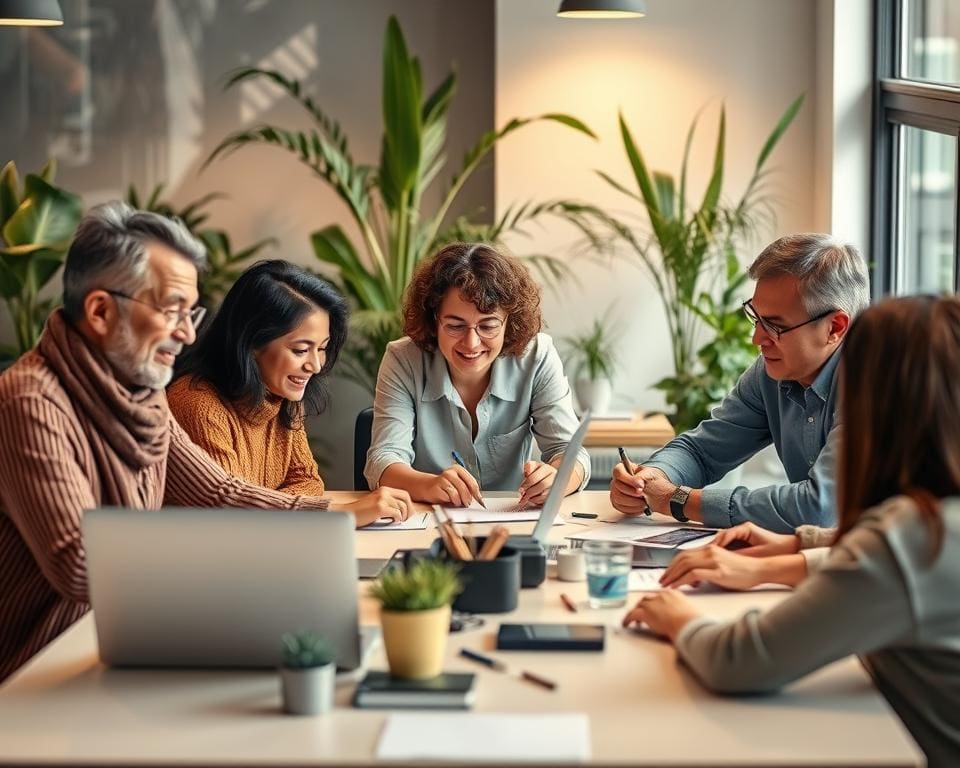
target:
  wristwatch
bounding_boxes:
[669,485,692,523]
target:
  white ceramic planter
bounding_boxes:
[280,662,335,715]
[575,378,612,415]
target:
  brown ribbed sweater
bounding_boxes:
[0,312,329,683]
[167,377,325,496]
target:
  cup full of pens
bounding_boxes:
[431,509,520,613]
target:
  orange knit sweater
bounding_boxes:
[167,376,325,496]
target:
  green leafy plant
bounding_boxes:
[0,160,83,361]
[597,96,804,432]
[561,311,618,382]
[281,629,334,669]
[126,184,274,308]
[368,559,461,612]
[207,15,602,392]
[653,260,757,428]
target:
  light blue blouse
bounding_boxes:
[364,333,590,491]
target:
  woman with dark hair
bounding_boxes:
[168,260,413,527]
[365,243,589,507]
[623,295,960,766]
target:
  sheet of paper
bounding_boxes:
[358,511,430,531]
[377,713,591,763]
[439,498,560,525]
[628,568,667,591]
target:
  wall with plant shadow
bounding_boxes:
[1,0,495,489]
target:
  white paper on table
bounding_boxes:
[628,568,667,591]
[358,512,430,531]
[376,713,591,763]
[439,498,561,525]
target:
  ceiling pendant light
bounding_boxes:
[0,0,63,26]
[557,0,646,19]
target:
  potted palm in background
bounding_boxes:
[207,16,604,393]
[595,96,804,432]
[561,312,619,415]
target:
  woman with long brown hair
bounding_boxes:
[625,295,960,766]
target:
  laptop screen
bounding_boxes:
[530,411,591,542]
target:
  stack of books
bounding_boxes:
[353,670,476,710]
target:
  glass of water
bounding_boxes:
[583,540,632,608]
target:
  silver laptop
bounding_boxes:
[83,507,361,669]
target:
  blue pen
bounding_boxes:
[450,450,487,508]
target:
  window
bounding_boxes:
[874,0,960,295]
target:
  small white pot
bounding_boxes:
[280,662,335,715]
[575,378,612,415]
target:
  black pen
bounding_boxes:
[450,450,487,508]
[618,446,652,516]
[459,648,556,691]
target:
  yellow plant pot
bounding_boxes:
[379,605,451,679]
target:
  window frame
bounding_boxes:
[873,0,960,295]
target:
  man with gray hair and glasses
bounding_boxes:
[0,201,412,683]
[611,233,869,533]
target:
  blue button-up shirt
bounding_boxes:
[365,334,590,491]
[645,350,841,532]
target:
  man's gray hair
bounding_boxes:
[748,233,870,319]
[62,200,207,323]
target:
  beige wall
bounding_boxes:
[495,0,821,414]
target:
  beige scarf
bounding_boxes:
[38,310,170,505]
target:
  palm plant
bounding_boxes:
[126,184,274,308]
[207,16,601,392]
[0,160,83,361]
[597,96,804,432]
[562,311,618,383]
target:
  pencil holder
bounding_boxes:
[431,537,521,613]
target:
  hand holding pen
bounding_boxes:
[446,451,486,508]
[516,460,558,510]
[613,446,652,516]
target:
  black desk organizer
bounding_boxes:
[426,536,520,613]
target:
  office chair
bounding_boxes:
[353,407,374,491]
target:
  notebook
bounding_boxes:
[353,670,476,709]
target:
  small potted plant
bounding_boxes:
[562,312,618,415]
[279,630,335,715]
[369,559,462,679]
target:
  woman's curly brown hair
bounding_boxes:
[403,243,542,356]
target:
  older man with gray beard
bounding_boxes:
[0,202,411,683]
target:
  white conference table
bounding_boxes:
[0,492,923,766]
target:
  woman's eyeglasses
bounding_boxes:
[440,318,505,340]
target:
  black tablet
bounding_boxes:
[496,623,605,651]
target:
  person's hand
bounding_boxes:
[659,545,766,590]
[346,487,413,528]
[417,465,482,507]
[610,464,660,516]
[622,591,701,642]
[516,461,557,509]
[713,521,800,557]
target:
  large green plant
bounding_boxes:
[126,184,274,308]
[598,96,804,432]
[0,160,83,361]
[207,16,600,392]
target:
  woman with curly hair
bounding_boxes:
[168,260,414,527]
[365,243,590,507]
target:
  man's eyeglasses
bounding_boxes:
[107,290,206,331]
[440,318,505,340]
[741,300,835,341]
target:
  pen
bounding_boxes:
[450,450,487,508]
[560,592,578,613]
[459,648,557,691]
[617,446,651,516]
